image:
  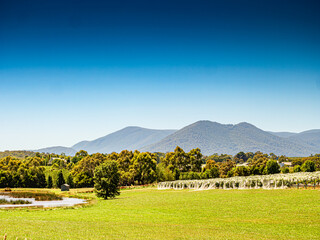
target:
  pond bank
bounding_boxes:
[0,194,86,208]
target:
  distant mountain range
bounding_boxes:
[37,146,77,156]
[37,127,176,156]
[36,121,320,157]
[72,127,176,153]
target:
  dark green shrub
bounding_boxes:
[277,180,283,187]
[281,167,289,174]
[301,160,316,172]
[250,181,256,187]
[264,160,280,174]
[56,170,65,188]
[227,170,234,178]
[0,199,31,205]
[46,175,53,188]
[293,165,301,172]
[66,174,74,188]
[209,166,220,178]
[257,180,263,187]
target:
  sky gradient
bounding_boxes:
[0,0,320,150]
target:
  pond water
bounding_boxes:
[0,194,86,208]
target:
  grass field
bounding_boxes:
[1,188,320,240]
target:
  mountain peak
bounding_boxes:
[235,122,256,128]
[37,121,320,157]
[142,121,319,156]
[72,127,177,154]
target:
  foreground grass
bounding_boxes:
[0,188,319,239]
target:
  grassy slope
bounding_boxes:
[0,188,320,240]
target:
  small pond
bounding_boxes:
[0,194,86,208]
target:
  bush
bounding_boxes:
[281,167,289,174]
[257,180,263,187]
[250,181,256,187]
[94,160,120,200]
[209,166,220,178]
[0,199,31,205]
[173,168,180,180]
[301,160,316,172]
[234,166,249,176]
[66,174,74,188]
[293,165,301,172]
[56,170,65,188]
[200,171,209,179]
[47,176,53,188]
[264,160,280,174]
[227,170,234,178]
[5,191,62,201]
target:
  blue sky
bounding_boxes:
[0,0,320,150]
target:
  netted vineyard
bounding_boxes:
[158,171,320,190]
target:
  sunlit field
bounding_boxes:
[1,188,320,240]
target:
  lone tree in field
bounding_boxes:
[94,160,120,199]
[56,170,65,188]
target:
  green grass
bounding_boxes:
[0,188,320,239]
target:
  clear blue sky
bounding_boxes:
[0,0,320,150]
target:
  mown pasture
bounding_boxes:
[0,188,319,239]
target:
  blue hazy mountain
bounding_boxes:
[37,146,77,156]
[267,131,297,138]
[37,122,320,157]
[72,126,176,154]
[142,121,319,156]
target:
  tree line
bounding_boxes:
[0,148,319,188]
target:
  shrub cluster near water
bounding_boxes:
[0,198,31,205]
[1,191,62,201]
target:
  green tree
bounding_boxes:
[205,159,216,170]
[56,170,65,188]
[209,166,220,178]
[72,153,107,187]
[301,160,316,172]
[264,160,280,174]
[47,175,53,188]
[132,152,157,184]
[66,174,74,188]
[293,165,301,172]
[94,160,120,199]
[173,168,180,180]
[188,148,203,172]
[75,150,88,158]
[218,160,235,178]
[248,157,268,175]
[234,166,250,176]
[281,167,289,174]
[234,152,248,162]
[173,146,189,172]
[117,150,134,186]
